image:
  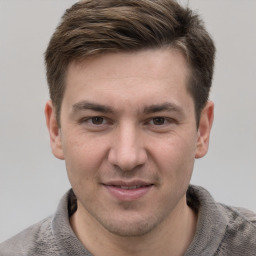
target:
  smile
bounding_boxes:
[114,185,150,190]
[102,181,154,201]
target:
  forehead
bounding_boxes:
[67,48,190,82]
[63,48,192,111]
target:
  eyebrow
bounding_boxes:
[72,101,114,114]
[71,101,184,116]
[143,102,184,115]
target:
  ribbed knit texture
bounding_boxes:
[1,185,255,255]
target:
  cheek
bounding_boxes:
[62,133,108,183]
[152,134,197,180]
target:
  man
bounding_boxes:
[1,0,255,255]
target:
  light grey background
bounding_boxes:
[0,0,255,242]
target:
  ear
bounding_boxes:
[195,101,214,159]
[44,100,64,160]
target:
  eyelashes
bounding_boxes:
[148,117,175,126]
[78,115,177,133]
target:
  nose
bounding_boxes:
[108,123,147,171]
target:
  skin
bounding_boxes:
[45,48,214,256]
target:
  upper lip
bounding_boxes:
[102,180,154,187]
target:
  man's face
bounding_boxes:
[46,48,212,237]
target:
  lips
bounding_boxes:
[112,184,150,190]
[102,181,153,201]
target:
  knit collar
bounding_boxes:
[51,185,227,255]
[185,185,227,256]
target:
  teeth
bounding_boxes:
[120,185,142,190]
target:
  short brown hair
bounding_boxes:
[45,0,215,126]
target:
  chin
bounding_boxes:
[97,213,160,237]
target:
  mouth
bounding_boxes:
[102,181,154,201]
[110,184,152,190]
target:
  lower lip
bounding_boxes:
[104,185,153,201]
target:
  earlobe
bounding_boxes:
[45,100,65,160]
[195,101,214,159]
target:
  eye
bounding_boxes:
[145,116,177,131]
[151,117,166,125]
[90,116,105,125]
[78,116,113,131]
[79,116,109,126]
[150,116,167,125]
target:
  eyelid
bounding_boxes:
[150,117,167,125]
[146,116,176,125]
[79,116,112,126]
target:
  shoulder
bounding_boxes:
[231,206,256,225]
[218,202,256,227]
[0,216,61,256]
[218,202,256,234]
[216,203,256,254]
[186,185,256,256]
[0,190,77,256]
[221,202,256,230]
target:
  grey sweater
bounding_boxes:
[1,185,256,255]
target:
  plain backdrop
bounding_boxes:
[0,0,255,242]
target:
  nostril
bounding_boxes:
[108,148,147,172]
[107,129,147,170]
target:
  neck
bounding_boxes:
[70,196,197,256]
